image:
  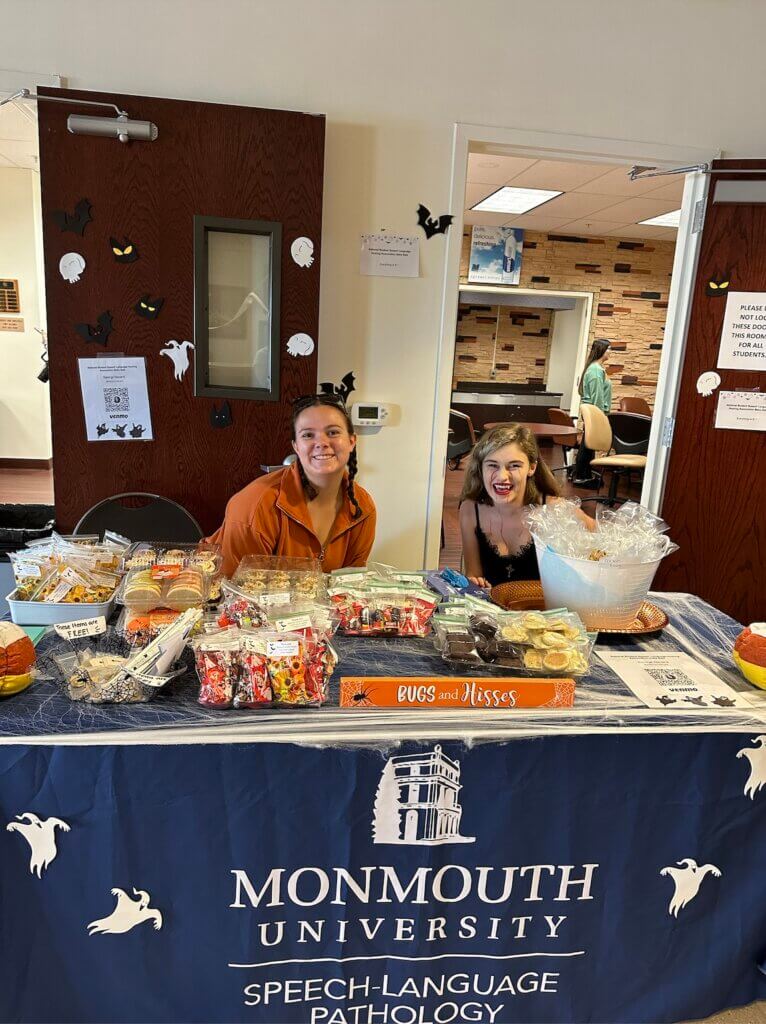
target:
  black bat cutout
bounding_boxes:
[110,237,139,263]
[706,272,731,298]
[112,424,127,438]
[75,311,113,346]
[712,695,736,707]
[319,371,357,405]
[655,695,676,706]
[210,400,233,428]
[52,198,93,236]
[134,294,164,319]
[417,204,454,240]
[129,423,146,438]
[96,423,109,437]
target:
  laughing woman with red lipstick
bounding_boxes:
[458,424,593,588]
[208,395,376,576]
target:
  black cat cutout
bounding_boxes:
[52,198,92,236]
[319,371,356,404]
[75,311,113,346]
[129,423,146,438]
[683,695,706,707]
[111,237,139,263]
[134,294,164,319]
[112,424,127,438]
[96,423,108,437]
[706,274,731,297]
[417,204,454,239]
[210,400,232,428]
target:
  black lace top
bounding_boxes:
[473,500,546,586]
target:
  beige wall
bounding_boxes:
[0,168,51,460]
[5,0,766,564]
[459,229,676,410]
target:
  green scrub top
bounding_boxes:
[582,361,612,414]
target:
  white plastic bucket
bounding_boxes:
[534,540,662,629]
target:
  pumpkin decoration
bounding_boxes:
[0,622,36,696]
[733,623,766,690]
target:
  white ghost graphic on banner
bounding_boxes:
[6,812,70,877]
[59,253,86,283]
[286,333,315,357]
[660,858,721,917]
[696,371,721,397]
[160,339,195,381]
[291,237,314,268]
[737,735,766,799]
[87,887,163,935]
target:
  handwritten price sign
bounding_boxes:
[54,616,107,641]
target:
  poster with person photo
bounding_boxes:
[468,225,524,285]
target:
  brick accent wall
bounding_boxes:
[456,304,552,384]
[458,229,676,410]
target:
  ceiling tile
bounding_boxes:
[505,159,620,191]
[0,103,37,142]
[0,139,38,168]
[465,182,503,209]
[533,192,625,219]
[463,210,514,227]
[642,177,686,202]
[577,166,677,197]
[503,213,578,230]
[466,152,538,186]
[591,196,681,223]
[554,218,633,236]
[601,224,678,240]
[0,153,13,167]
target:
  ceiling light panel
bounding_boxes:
[638,209,681,228]
[471,186,562,215]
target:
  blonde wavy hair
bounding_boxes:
[460,424,560,506]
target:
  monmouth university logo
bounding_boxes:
[372,745,475,846]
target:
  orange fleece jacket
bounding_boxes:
[208,462,376,577]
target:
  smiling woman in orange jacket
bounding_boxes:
[208,395,376,576]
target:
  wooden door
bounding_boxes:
[655,160,766,624]
[37,87,324,533]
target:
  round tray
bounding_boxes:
[490,580,669,635]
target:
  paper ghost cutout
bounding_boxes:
[134,294,164,319]
[112,424,127,438]
[110,237,139,263]
[417,204,453,239]
[705,274,731,297]
[210,400,233,428]
[52,198,92,236]
[160,339,194,381]
[59,252,86,283]
[291,237,314,268]
[696,371,721,397]
[75,311,113,347]
[129,423,146,438]
[319,372,356,404]
[286,333,315,357]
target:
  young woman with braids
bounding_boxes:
[459,424,594,588]
[208,395,376,576]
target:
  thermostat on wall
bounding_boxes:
[350,402,391,426]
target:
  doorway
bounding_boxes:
[428,125,717,570]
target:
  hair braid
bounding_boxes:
[346,447,363,520]
[297,461,318,501]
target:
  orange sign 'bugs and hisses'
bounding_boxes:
[339,677,575,710]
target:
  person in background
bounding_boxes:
[573,338,613,488]
[208,395,376,576]
[459,424,594,588]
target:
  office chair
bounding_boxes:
[547,407,581,478]
[74,492,203,542]
[579,406,649,508]
[619,396,652,417]
[446,409,477,470]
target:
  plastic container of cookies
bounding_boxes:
[232,555,325,604]
[118,564,211,612]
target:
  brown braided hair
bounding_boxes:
[291,395,363,520]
